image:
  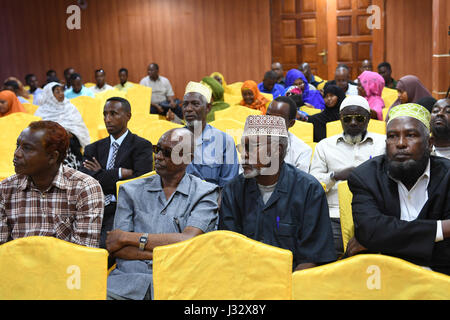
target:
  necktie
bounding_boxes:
[104,142,119,206]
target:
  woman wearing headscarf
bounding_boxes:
[283,69,325,110]
[385,75,432,121]
[240,80,269,114]
[357,71,385,120]
[0,90,27,117]
[34,82,90,169]
[306,84,346,142]
[201,76,230,123]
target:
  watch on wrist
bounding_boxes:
[139,233,149,251]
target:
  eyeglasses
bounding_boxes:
[341,115,367,123]
[153,145,172,158]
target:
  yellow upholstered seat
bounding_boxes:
[0,112,42,180]
[326,119,386,137]
[382,87,398,109]
[70,96,104,142]
[84,82,96,88]
[132,120,183,145]
[214,105,262,123]
[0,236,108,300]
[292,254,450,300]
[300,106,322,116]
[153,230,293,300]
[209,119,245,145]
[338,181,354,252]
[290,121,314,143]
[22,103,40,115]
[125,84,152,116]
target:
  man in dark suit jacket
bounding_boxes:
[345,104,450,275]
[81,97,153,251]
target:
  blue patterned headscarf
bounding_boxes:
[283,69,325,110]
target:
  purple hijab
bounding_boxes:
[284,69,325,110]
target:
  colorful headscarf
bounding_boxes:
[201,77,224,102]
[0,90,26,117]
[358,71,385,120]
[388,103,431,131]
[391,75,431,108]
[240,80,269,114]
[283,69,325,110]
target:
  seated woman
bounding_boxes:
[34,82,91,169]
[357,71,385,120]
[305,84,346,142]
[3,78,30,104]
[201,76,230,123]
[240,80,269,114]
[0,89,26,117]
[284,69,325,110]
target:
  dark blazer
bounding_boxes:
[80,131,153,197]
[348,155,450,275]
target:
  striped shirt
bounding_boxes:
[0,165,104,247]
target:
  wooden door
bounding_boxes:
[271,0,385,81]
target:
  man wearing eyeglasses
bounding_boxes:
[106,128,219,300]
[309,96,386,257]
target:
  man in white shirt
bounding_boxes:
[140,63,182,119]
[334,65,358,96]
[309,96,386,256]
[266,96,312,173]
[90,69,114,94]
[430,98,450,159]
[345,103,450,275]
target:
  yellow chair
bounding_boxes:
[261,92,273,103]
[127,114,162,133]
[326,119,386,137]
[84,82,96,88]
[22,103,40,115]
[116,171,156,198]
[70,96,104,142]
[382,87,398,110]
[213,105,262,123]
[0,236,108,300]
[307,141,317,162]
[383,107,390,121]
[338,181,354,252]
[209,119,245,146]
[300,106,322,116]
[292,254,450,300]
[290,121,314,143]
[223,93,242,106]
[226,81,244,96]
[126,84,152,116]
[0,113,42,179]
[134,120,183,145]
[95,89,127,107]
[153,230,293,300]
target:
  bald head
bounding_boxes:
[335,67,350,92]
[271,62,284,81]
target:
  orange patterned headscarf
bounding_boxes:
[0,90,26,117]
[240,80,269,114]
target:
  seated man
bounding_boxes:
[309,96,386,256]
[64,73,95,99]
[81,97,154,250]
[346,104,450,275]
[377,61,397,89]
[353,59,372,84]
[25,73,43,105]
[266,96,312,173]
[299,62,324,88]
[219,115,336,271]
[140,63,182,119]
[114,68,134,92]
[257,70,285,98]
[183,81,240,188]
[271,62,286,87]
[0,121,104,247]
[3,80,29,104]
[106,128,219,300]
[90,69,114,94]
[328,65,358,96]
[63,67,75,91]
[430,98,450,159]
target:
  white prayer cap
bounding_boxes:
[184,81,212,103]
[340,95,371,113]
[243,115,288,138]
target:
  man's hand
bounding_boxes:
[83,157,102,173]
[106,229,128,254]
[121,168,134,180]
[344,237,368,257]
[334,167,356,181]
[166,109,175,121]
[152,103,164,114]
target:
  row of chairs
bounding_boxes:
[1,231,449,300]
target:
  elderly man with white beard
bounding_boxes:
[219,115,336,271]
[309,95,386,257]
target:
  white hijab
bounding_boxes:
[34,82,91,148]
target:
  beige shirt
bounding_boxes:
[309,132,386,218]
[139,75,174,104]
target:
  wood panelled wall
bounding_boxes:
[0,0,272,99]
[385,0,433,91]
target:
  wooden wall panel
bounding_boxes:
[385,0,433,91]
[0,0,272,99]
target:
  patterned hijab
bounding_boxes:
[283,69,325,110]
[358,71,385,120]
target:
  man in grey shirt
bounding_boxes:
[106,128,219,300]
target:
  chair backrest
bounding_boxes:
[292,254,450,300]
[383,107,390,121]
[214,105,262,123]
[209,119,245,145]
[300,106,322,116]
[0,112,42,179]
[382,87,398,109]
[153,230,293,300]
[116,171,156,198]
[125,84,152,116]
[22,103,39,115]
[0,236,108,300]
[290,121,314,143]
[133,120,183,145]
[326,119,386,137]
[70,96,104,142]
[84,82,96,88]
[307,141,317,162]
[338,181,354,252]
